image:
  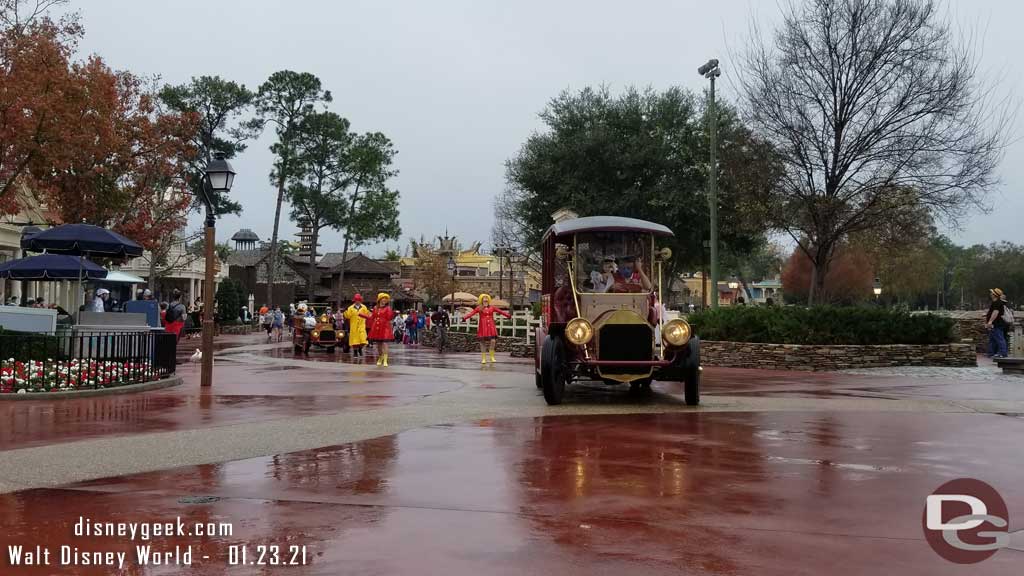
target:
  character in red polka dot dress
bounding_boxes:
[462,293,511,364]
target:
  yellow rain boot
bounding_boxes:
[481,352,487,364]
[376,354,383,366]
[489,350,496,363]
[382,353,389,367]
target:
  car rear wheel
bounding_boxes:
[541,335,567,405]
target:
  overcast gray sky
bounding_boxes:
[66,0,1021,256]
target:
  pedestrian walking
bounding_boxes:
[344,294,372,358]
[164,290,187,342]
[986,288,1011,358]
[462,293,511,364]
[392,312,405,343]
[367,293,396,366]
[431,306,451,353]
[262,307,274,341]
[272,305,285,342]
[405,310,419,345]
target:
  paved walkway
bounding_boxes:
[1,334,1022,574]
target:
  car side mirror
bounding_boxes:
[657,247,673,261]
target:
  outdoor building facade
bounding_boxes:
[396,235,541,307]
[113,234,227,304]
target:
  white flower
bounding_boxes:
[16,389,26,394]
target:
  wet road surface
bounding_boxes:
[3,333,1024,574]
[2,412,1022,575]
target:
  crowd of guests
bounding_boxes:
[245,292,509,367]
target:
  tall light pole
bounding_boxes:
[698,58,721,308]
[199,153,235,388]
[447,256,456,316]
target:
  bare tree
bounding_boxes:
[739,0,1011,304]
[0,0,67,34]
[491,186,540,275]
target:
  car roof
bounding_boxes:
[544,216,674,239]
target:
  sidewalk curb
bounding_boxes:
[0,375,182,401]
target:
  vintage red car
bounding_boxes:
[293,307,346,354]
[535,216,700,405]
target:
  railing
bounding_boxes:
[448,311,541,345]
[0,330,169,393]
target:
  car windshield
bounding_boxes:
[575,231,652,293]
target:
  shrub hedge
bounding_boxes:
[686,306,956,345]
[0,328,65,362]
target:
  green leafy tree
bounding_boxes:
[333,132,402,302]
[254,71,331,305]
[189,237,234,262]
[384,248,401,261]
[287,110,351,293]
[505,86,778,287]
[159,76,260,216]
[215,277,246,324]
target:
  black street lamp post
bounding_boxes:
[447,256,456,316]
[198,153,235,388]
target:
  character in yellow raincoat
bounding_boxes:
[344,293,373,358]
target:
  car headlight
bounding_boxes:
[312,331,319,338]
[662,319,691,347]
[565,317,593,345]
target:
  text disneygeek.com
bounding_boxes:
[5,516,311,569]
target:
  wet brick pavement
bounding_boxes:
[1,333,1023,574]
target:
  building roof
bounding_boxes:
[227,249,268,267]
[545,216,674,239]
[231,229,260,242]
[332,253,395,275]
[375,260,401,275]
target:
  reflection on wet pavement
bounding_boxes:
[2,412,1021,574]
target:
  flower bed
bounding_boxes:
[0,358,159,394]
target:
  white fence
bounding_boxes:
[449,310,541,345]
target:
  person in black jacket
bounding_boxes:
[986,288,1009,358]
[430,306,451,353]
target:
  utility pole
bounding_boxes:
[698,59,721,308]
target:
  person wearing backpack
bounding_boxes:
[164,290,187,342]
[986,288,1011,358]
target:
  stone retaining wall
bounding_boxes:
[700,341,976,371]
[421,331,976,370]
[419,330,532,357]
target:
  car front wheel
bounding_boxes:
[541,335,567,405]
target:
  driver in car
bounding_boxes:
[612,255,652,292]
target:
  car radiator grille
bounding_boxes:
[598,324,652,374]
[318,330,335,341]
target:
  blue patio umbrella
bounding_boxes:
[0,254,108,280]
[20,223,143,258]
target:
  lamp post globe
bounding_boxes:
[204,153,236,193]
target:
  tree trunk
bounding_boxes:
[148,255,158,298]
[266,160,288,305]
[308,225,319,301]
[334,190,362,305]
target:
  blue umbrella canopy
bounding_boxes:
[0,254,108,280]
[20,223,143,258]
